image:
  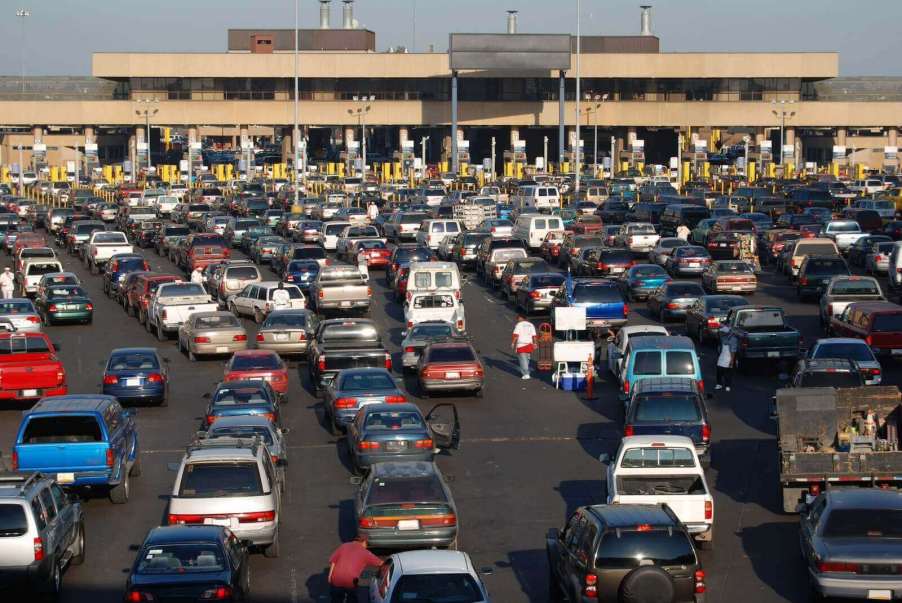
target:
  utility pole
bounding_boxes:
[17,145,24,195]
[491,137,497,182]
[135,98,158,176]
[348,95,374,177]
[743,135,750,182]
[293,0,300,204]
[677,134,683,192]
[421,135,429,179]
[574,0,582,195]
[772,99,796,166]
[609,136,615,180]
[543,136,548,174]
[74,143,79,186]
[16,9,30,94]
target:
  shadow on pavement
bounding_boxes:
[498,548,550,603]
[554,479,604,517]
[739,521,808,603]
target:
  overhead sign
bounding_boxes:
[401,140,414,151]
[189,142,202,151]
[449,33,572,71]
[885,146,898,161]
[693,140,708,154]
[535,156,545,170]
[833,145,847,160]
[512,140,526,152]
[782,144,794,160]
[458,140,470,149]
[631,140,645,153]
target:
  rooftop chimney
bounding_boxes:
[640,5,653,36]
[507,10,518,34]
[319,0,331,29]
[342,0,354,29]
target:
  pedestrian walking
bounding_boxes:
[676,223,691,241]
[716,327,738,391]
[328,536,382,603]
[366,201,379,222]
[0,267,15,299]
[511,315,537,380]
[190,266,204,285]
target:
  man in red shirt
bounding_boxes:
[328,536,383,602]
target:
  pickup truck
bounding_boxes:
[305,318,391,394]
[817,274,885,327]
[12,394,140,503]
[309,265,371,315]
[146,281,219,341]
[775,385,902,513]
[721,306,802,369]
[85,231,133,274]
[0,332,67,402]
[551,277,629,334]
[601,435,714,549]
[616,222,660,254]
[822,220,867,253]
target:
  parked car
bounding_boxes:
[647,281,706,322]
[322,368,406,434]
[368,550,490,603]
[796,256,851,301]
[34,284,93,325]
[177,311,248,361]
[818,275,885,328]
[0,332,67,402]
[665,246,712,277]
[417,340,484,398]
[722,306,803,369]
[685,295,750,343]
[255,309,318,356]
[203,380,281,427]
[605,325,670,380]
[701,260,757,294]
[0,298,42,332]
[223,350,289,398]
[551,278,629,333]
[206,414,288,467]
[866,241,895,275]
[828,301,902,357]
[101,347,169,405]
[807,337,882,385]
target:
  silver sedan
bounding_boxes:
[177,311,248,361]
[0,298,42,332]
[255,309,318,356]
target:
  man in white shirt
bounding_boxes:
[0,267,14,298]
[511,315,537,380]
[190,267,204,285]
[271,282,291,310]
[676,224,691,241]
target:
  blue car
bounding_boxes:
[102,253,149,298]
[622,263,671,301]
[283,259,320,292]
[13,394,140,503]
[203,379,280,428]
[322,368,407,434]
[496,203,514,221]
[102,347,169,406]
[552,276,629,334]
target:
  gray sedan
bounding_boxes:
[256,309,318,356]
[345,402,459,473]
[801,489,902,600]
[322,368,407,434]
[807,337,882,385]
[0,298,42,332]
[400,320,465,370]
[206,413,290,467]
[177,311,248,361]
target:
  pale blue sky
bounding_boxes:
[2,0,900,75]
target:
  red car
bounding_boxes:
[13,233,46,257]
[354,241,392,269]
[540,232,564,262]
[417,340,485,398]
[180,233,230,272]
[569,215,604,235]
[0,332,67,401]
[224,350,289,396]
[127,274,181,324]
[394,266,410,302]
[828,301,902,357]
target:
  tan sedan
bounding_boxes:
[177,311,248,361]
[255,309,318,356]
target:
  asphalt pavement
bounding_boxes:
[0,230,886,603]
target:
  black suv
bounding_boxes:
[796,256,850,301]
[546,504,706,602]
[789,358,864,388]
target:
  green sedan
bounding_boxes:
[35,284,93,325]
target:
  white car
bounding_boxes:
[155,195,180,216]
[822,220,866,253]
[606,324,670,378]
[601,435,714,548]
[404,290,466,332]
[617,222,660,253]
[228,281,306,323]
[321,221,351,251]
[648,237,686,266]
[370,550,490,603]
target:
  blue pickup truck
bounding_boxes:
[551,277,629,334]
[11,395,140,504]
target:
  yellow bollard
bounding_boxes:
[681,162,691,186]
[703,162,710,180]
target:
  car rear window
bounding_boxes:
[137,543,225,574]
[264,313,309,328]
[632,352,661,376]
[530,274,565,288]
[706,297,748,313]
[797,243,838,256]
[799,371,861,388]
[230,354,283,371]
[822,509,902,538]
[596,531,696,568]
[159,283,205,297]
[873,313,902,332]
[665,351,696,375]
[0,336,50,353]
[195,314,241,329]
[427,346,475,363]
[601,250,634,263]
[572,284,622,303]
[805,259,848,275]
[830,279,879,295]
[339,372,395,391]
[27,263,62,275]
[412,295,455,309]
[22,416,102,443]
[813,343,874,362]
[178,462,263,498]
[620,446,696,469]
[0,301,34,314]
[108,352,159,370]
[0,504,27,537]
[366,476,447,506]
[634,396,701,422]
[212,386,270,405]
[364,411,424,431]
[389,575,483,603]
[410,324,453,338]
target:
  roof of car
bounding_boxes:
[110,347,158,355]
[394,550,473,575]
[632,377,700,395]
[145,525,227,544]
[586,504,679,528]
[628,336,695,351]
[825,489,902,510]
[28,394,118,414]
[370,461,438,480]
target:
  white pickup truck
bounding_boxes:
[601,435,714,549]
[617,222,661,254]
[822,220,867,253]
[147,281,219,341]
[85,231,134,274]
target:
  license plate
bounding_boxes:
[21,389,38,397]
[397,519,420,531]
[689,262,700,267]
[384,441,406,452]
[204,518,234,528]
[719,243,727,247]
[767,351,780,358]
[445,371,460,379]
[892,349,902,356]
[868,591,892,601]
[274,333,289,341]
[730,287,743,291]
[611,267,623,273]
[216,346,228,353]
[56,472,75,484]
[340,301,352,308]
[125,378,140,387]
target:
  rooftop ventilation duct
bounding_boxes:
[507,10,518,34]
[640,5,653,36]
[319,0,331,29]
[342,0,354,29]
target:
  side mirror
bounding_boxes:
[280,427,291,435]
[166,462,180,472]
[53,342,61,351]
[598,453,610,464]
[401,331,408,338]
[349,475,363,486]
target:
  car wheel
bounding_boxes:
[263,530,280,558]
[129,455,142,477]
[254,309,263,324]
[109,469,130,504]
[156,323,166,342]
[43,557,61,599]
[70,522,86,566]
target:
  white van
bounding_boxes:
[512,185,561,212]
[404,289,466,332]
[406,261,462,302]
[512,214,565,249]
[416,219,463,250]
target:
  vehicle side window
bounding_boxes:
[31,498,47,530]
[261,454,276,493]
[39,488,57,522]
[566,515,586,552]
[577,521,598,564]
[50,484,67,511]
[257,288,268,301]
[378,559,393,598]
[107,406,121,433]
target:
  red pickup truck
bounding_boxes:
[828,301,902,356]
[179,233,230,272]
[0,332,67,402]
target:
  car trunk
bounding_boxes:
[422,362,480,380]
[16,414,109,474]
[0,355,62,393]
[614,475,709,526]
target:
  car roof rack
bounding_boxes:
[187,435,262,455]
[0,472,43,491]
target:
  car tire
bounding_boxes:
[129,455,142,477]
[254,309,263,324]
[263,530,280,559]
[109,470,130,504]
[70,522,86,566]
[156,323,166,342]
[43,557,61,600]
[619,566,675,603]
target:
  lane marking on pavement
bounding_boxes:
[289,568,299,603]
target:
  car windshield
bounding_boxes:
[572,284,621,303]
[620,447,696,469]
[136,544,226,574]
[47,286,87,298]
[230,354,282,371]
[635,396,701,422]
[0,301,34,314]
[22,416,102,444]
[212,387,269,405]
[364,411,425,431]
[339,372,395,391]
[389,574,484,603]
[831,279,879,295]
[209,426,273,445]
[596,532,696,568]
[427,346,476,363]
[264,313,309,328]
[410,324,453,338]
[799,371,861,388]
[178,462,263,498]
[873,314,902,332]
[813,343,874,362]
[195,314,240,329]
[108,352,159,370]
[822,509,902,538]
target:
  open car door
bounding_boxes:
[425,403,460,450]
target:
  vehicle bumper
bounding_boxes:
[359,526,457,549]
[526,299,554,311]
[102,384,165,403]
[420,377,483,393]
[46,310,92,323]
[317,301,370,310]
[355,449,433,470]
[0,558,52,588]
[587,317,628,330]
[872,347,902,358]
[672,266,706,276]
[714,283,756,293]
[628,286,657,299]
[741,349,799,360]
[256,341,309,355]
[0,385,67,401]
[628,245,655,253]
[232,521,277,546]
[193,341,248,355]
[810,570,902,600]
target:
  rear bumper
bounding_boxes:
[192,341,248,355]
[317,300,370,310]
[359,526,456,549]
[102,384,165,402]
[741,349,799,360]
[355,449,433,469]
[587,317,628,329]
[420,377,483,392]
[0,385,67,401]
[811,570,902,599]
[0,558,51,588]
[256,341,309,355]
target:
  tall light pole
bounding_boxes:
[17,144,24,195]
[421,135,430,178]
[543,136,548,174]
[135,99,158,176]
[348,95,374,177]
[491,136,497,181]
[772,99,796,165]
[293,0,300,204]
[16,9,30,94]
[743,135,750,182]
[574,0,582,195]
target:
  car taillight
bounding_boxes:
[161,309,168,321]
[334,397,357,409]
[106,448,114,468]
[10,451,17,471]
[623,380,629,395]
[385,394,406,404]
[48,304,57,313]
[695,569,706,594]
[583,573,598,598]
[415,439,434,449]
[85,303,94,311]
[623,303,630,316]
[256,333,265,342]
[702,423,711,442]
[103,375,118,385]
[56,369,65,384]
[456,319,464,330]
[237,511,275,523]
[125,590,151,603]
[357,440,381,451]
[233,334,247,342]
[800,277,808,286]
[707,318,719,328]
[868,368,882,376]
[201,586,233,600]
[32,537,44,562]
[866,335,873,346]
[147,373,164,383]
[666,302,679,309]
[827,303,833,316]
[704,500,713,520]
[697,379,704,393]
[624,424,634,437]
[205,414,216,425]
[367,287,373,297]
[318,356,326,371]
[359,517,378,528]
[385,353,393,370]
[194,336,211,343]
[817,561,860,574]
[404,346,415,353]
[26,315,40,323]
[529,290,541,299]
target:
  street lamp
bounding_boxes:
[348,95,374,177]
[742,135,751,182]
[574,0,582,195]
[16,9,30,94]
[583,92,608,178]
[421,135,430,178]
[771,99,796,166]
[293,0,301,204]
[135,98,159,176]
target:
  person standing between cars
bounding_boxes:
[0,267,15,298]
[511,314,537,380]
[716,326,738,391]
[357,248,369,282]
[676,223,691,241]
[271,281,291,310]
[190,266,204,285]
[366,201,378,222]
[328,536,383,603]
